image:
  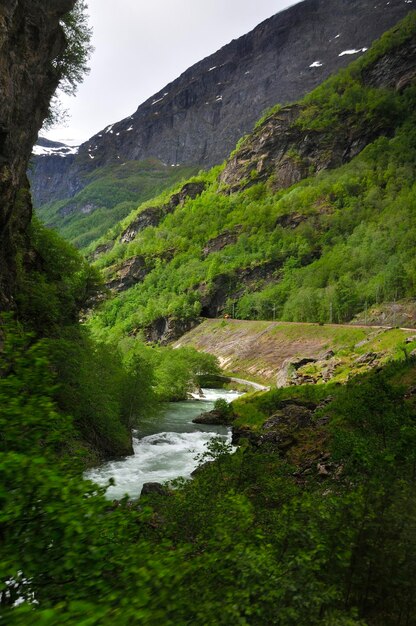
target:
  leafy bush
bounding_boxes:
[16,217,101,333]
[213,397,232,418]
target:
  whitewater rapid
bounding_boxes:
[85,388,241,500]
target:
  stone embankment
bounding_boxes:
[174,318,415,386]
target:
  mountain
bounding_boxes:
[87,12,416,344]
[30,0,414,214]
[34,159,198,249]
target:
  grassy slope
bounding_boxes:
[174,318,415,384]
[36,159,198,250]
[88,14,416,342]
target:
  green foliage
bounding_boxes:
[0,315,74,458]
[36,160,198,250]
[150,366,415,625]
[87,12,416,337]
[2,313,416,625]
[330,367,415,476]
[90,111,416,338]
[44,1,93,128]
[55,0,93,96]
[13,216,161,459]
[45,328,136,458]
[150,346,220,401]
[16,217,101,333]
[4,15,416,624]
[213,397,232,418]
[297,12,416,132]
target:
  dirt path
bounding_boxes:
[216,374,270,392]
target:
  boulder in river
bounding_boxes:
[141,482,169,496]
[193,409,232,425]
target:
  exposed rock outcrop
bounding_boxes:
[202,227,242,258]
[29,0,414,208]
[351,299,416,328]
[219,27,416,192]
[120,206,166,245]
[0,0,76,306]
[192,409,232,426]
[144,316,201,345]
[276,352,346,387]
[232,399,318,448]
[141,482,169,497]
[275,213,309,230]
[88,241,114,262]
[196,260,282,318]
[120,181,206,244]
[196,251,319,318]
[105,248,176,293]
[106,256,150,292]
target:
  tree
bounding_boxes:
[57,0,94,96]
[46,0,93,127]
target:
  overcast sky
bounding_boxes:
[46,0,300,145]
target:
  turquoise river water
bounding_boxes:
[84,388,241,499]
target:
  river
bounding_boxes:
[84,388,241,500]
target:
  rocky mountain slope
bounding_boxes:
[35,158,198,250]
[87,13,416,344]
[30,0,414,210]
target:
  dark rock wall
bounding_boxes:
[219,32,416,191]
[30,0,414,207]
[0,0,75,306]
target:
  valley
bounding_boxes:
[30,0,414,248]
[1,1,416,624]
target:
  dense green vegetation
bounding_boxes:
[16,216,101,334]
[2,319,415,624]
[88,15,416,342]
[11,217,219,460]
[89,119,416,338]
[36,159,198,249]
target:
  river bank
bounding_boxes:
[84,388,241,499]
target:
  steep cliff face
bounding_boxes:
[0,0,75,306]
[219,32,416,191]
[30,0,414,208]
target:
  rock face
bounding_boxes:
[195,250,320,318]
[351,299,416,328]
[0,0,75,307]
[196,260,282,318]
[106,256,150,292]
[144,316,201,345]
[29,0,414,208]
[219,32,416,191]
[119,181,206,244]
[192,409,233,426]
[232,398,333,454]
[141,482,169,497]
[202,227,243,258]
[275,353,343,387]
